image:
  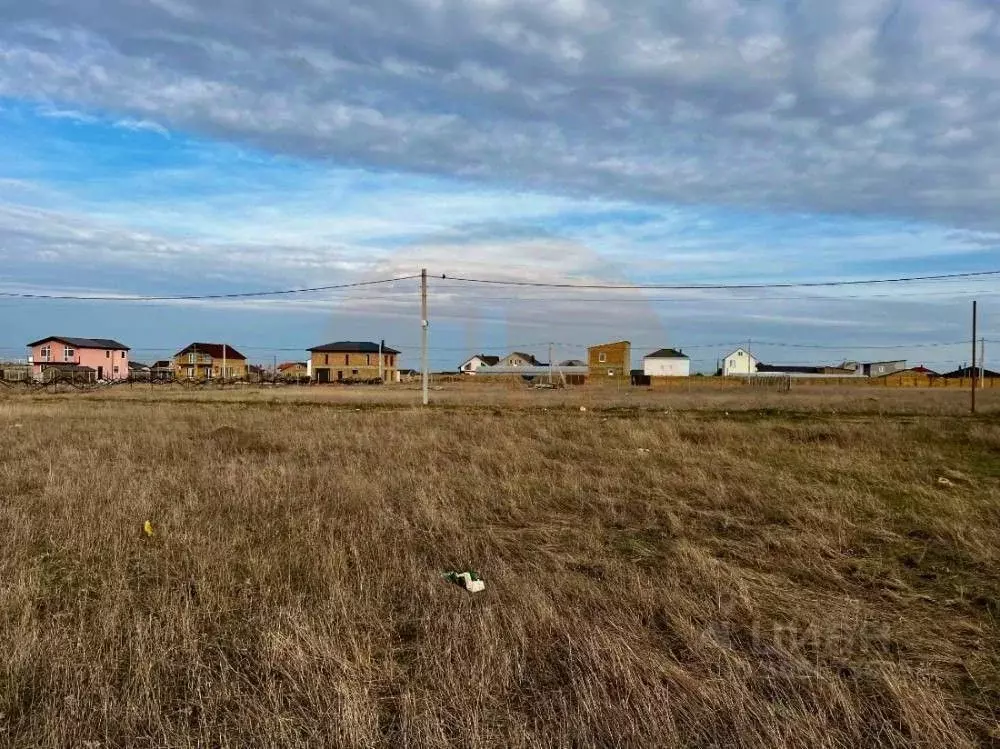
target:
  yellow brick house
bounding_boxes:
[587,340,631,382]
[308,341,400,383]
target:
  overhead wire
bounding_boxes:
[0,275,421,301]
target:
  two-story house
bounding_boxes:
[587,341,630,381]
[27,336,130,381]
[173,343,248,380]
[277,362,309,380]
[722,347,758,376]
[308,341,399,383]
[496,352,542,368]
[459,354,500,374]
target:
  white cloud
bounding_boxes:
[0,1,998,228]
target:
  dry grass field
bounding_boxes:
[0,386,998,747]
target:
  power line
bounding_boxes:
[0,275,421,301]
[438,269,1000,290]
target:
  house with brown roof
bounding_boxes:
[308,341,399,383]
[277,361,309,380]
[496,351,543,368]
[172,343,248,380]
[27,336,130,381]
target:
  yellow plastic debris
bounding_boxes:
[143,520,155,537]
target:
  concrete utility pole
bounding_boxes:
[379,339,384,383]
[421,268,429,406]
[971,300,978,415]
[222,343,227,381]
[549,342,554,385]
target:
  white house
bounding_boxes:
[723,347,758,376]
[459,354,499,375]
[643,348,690,377]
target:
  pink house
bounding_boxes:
[27,336,130,381]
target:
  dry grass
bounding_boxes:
[0,390,998,747]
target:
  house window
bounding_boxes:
[738,351,744,357]
[366,354,371,365]
[113,366,119,374]
[608,369,615,376]
[40,346,50,361]
[187,367,194,377]
[106,350,110,358]
[324,354,329,365]
[121,351,125,359]
[188,353,196,363]
[599,352,607,363]
[63,347,75,362]
[344,354,349,365]
[352,369,359,375]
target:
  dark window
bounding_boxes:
[106,351,110,358]
[121,351,125,359]
[366,354,371,365]
[324,354,329,365]
[352,369,358,375]
[345,354,349,365]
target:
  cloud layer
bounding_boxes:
[2,0,1000,227]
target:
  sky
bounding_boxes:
[1,0,1000,372]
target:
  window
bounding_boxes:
[599,352,607,363]
[738,351,744,357]
[121,351,125,359]
[188,353,196,364]
[39,346,51,361]
[113,366,119,374]
[187,367,194,377]
[608,369,615,376]
[344,354,350,365]
[324,354,329,365]
[63,347,75,362]
[366,354,371,365]
[106,350,110,358]
[352,369,359,375]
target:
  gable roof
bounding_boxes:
[941,365,1000,379]
[724,347,755,358]
[277,361,307,371]
[28,336,129,351]
[308,341,401,354]
[644,348,688,359]
[559,359,586,367]
[174,342,247,360]
[464,354,500,366]
[503,351,541,365]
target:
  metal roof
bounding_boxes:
[27,336,130,350]
[308,341,401,354]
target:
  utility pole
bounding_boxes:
[222,343,227,382]
[379,339,384,383]
[971,300,978,414]
[421,268,429,406]
[549,342,554,385]
[746,337,752,384]
[980,337,985,389]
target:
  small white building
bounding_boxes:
[643,348,690,377]
[723,347,758,376]
[459,354,500,375]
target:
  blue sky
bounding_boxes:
[2,0,1000,371]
